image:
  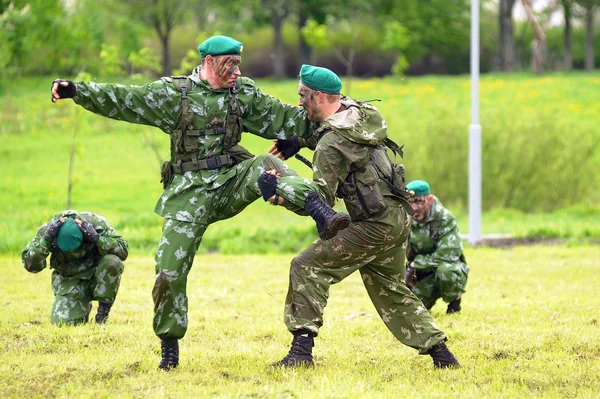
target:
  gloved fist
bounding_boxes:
[43,218,65,242]
[79,220,100,244]
[51,79,77,102]
[258,171,278,201]
[405,263,417,289]
[275,136,301,160]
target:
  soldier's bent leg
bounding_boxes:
[411,274,439,310]
[91,254,124,323]
[361,263,446,353]
[153,218,206,339]
[222,153,312,217]
[283,213,412,336]
[50,272,93,325]
[435,262,469,304]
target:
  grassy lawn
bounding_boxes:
[1,245,599,398]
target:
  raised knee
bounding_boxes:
[103,254,123,274]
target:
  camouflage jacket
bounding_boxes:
[407,196,464,271]
[21,210,128,278]
[311,98,400,224]
[72,67,314,221]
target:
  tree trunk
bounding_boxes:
[499,0,516,71]
[584,0,595,71]
[298,11,312,66]
[160,33,170,76]
[563,0,573,70]
[522,0,558,74]
[269,1,288,79]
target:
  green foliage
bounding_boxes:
[381,20,411,76]
[127,47,162,77]
[99,44,124,77]
[0,3,31,77]
[1,246,600,397]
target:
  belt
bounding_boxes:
[172,154,234,173]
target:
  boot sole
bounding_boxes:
[320,213,351,241]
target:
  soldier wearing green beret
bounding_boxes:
[258,65,460,369]
[50,36,345,370]
[21,210,128,325]
[405,180,469,314]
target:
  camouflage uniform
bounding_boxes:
[275,98,447,353]
[407,196,469,309]
[71,67,315,339]
[21,210,128,325]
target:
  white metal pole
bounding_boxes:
[469,0,482,244]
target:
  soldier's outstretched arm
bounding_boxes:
[50,78,180,133]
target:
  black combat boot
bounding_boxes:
[158,337,179,371]
[272,330,315,368]
[95,301,113,324]
[428,341,461,369]
[304,192,350,241]
[446,298,462,314]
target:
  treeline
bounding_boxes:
[0,0,598,80]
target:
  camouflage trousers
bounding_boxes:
[282,205,447,353]
[412,262,469,310]
[152,154,309,339]
[50,254,124,325]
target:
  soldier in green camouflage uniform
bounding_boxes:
[258,65,460,369]
[405,180,469,314]
[51,36,327,370]
[21,210,128,325]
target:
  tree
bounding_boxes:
[499,0,517,71]
[583,0,596,70]
[561,0,574,70]
[521,0,560,74]
[263,0,291,79]
[116,0,191,75]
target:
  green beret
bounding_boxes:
[198,35,243,58]
[299,64,342,94]
[56,218,83,252]
[406,180,430,197]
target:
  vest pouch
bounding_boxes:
[340,175,369,222]
[355,164,387,217]
[391,163,406,187]
[171,130,185,153]
[182,129,200,153]
[160,160,173,190]
[227,144,254,162]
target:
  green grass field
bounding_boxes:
[1,74,599,256]
[1,246,599,398]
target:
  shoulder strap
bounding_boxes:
[171,76,194,131]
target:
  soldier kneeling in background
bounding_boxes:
[405,180,469,314]
[21,210,128,325]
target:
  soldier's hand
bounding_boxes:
[272,136,301,160]
[258,171,279,201]
[405,262,417,289]
[51,79,77,103]
[43,217,66,243]
[76,219,100,244]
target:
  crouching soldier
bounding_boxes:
[21,210,128,325]
[405,180,469,314]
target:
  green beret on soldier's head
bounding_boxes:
[299,64,342,94]
[406,180,431,197]
[56,218,83,252]
[198,35,244,58]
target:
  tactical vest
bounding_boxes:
[160,76,253,188]
[336,135,413,221]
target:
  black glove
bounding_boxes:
[258,172,278,201]
[52,79,77,99]
[43,219,64,242]
[79,220,100,244]
[275,136,301,160]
